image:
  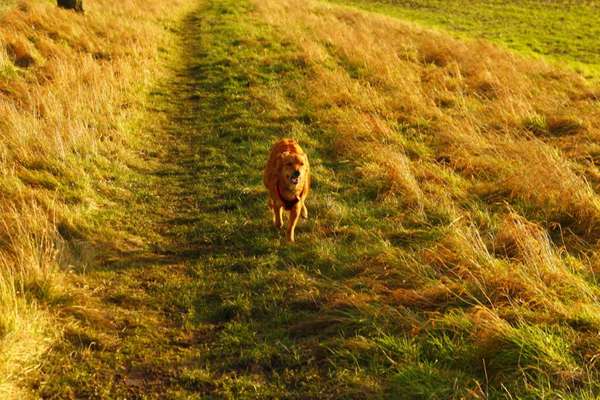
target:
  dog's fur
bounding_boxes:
[263,138,310,242]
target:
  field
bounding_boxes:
[2,0,600,398]
[328,0,600,79]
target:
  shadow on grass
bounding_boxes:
[41,0,457,398]
[121,1,420,397]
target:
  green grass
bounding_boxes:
[29,0,600,398]
[34,0,437,397]
[326,0,600,79]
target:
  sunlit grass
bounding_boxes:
[5,0,600,398]
[0,0,190,395]
[326,0,600,79]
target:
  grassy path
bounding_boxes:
[35,0,414,397]
[31,0,600,398]
[34,0,357,397]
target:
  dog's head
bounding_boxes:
[277,151,308,188]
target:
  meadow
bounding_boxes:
[328,0,600,79]
[1,0,600,398]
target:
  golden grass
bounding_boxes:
[252,0,600,385]
[0,0,187,395]
[257,1,600,215]
[1,0,599,394]
[255,0,600,232]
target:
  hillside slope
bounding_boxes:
[3,0,600,398]
[327,0,600,79]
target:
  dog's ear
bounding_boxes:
[302,153,309,169]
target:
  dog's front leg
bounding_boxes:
[301,201,308,219]
[273,202,283,229]
[287,205,301,242]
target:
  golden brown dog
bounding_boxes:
[263,138,310,242]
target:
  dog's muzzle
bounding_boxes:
[290,171,300,185]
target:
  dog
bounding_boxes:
[263,138,310,242]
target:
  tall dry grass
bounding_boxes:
[252,0,600,389]
[0,0,186,396]
[255,0,600,231]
